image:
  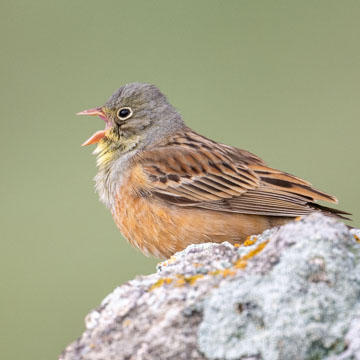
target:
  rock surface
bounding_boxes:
[59,214,360,360]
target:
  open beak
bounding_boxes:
[77,107,110,146]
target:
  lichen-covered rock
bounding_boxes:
[59,214,360,360]
[198,215,360,360]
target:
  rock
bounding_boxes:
[59,214,360,360]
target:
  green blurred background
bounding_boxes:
[1,1,359,359]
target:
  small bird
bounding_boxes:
[79,83,350,259]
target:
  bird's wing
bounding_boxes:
[136,130,348,218]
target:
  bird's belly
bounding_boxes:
[112,190,289,259]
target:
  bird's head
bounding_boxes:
[78,83,184,165]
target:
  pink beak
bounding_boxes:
[77,107,109,146]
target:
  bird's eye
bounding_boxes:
[117,107,133,120]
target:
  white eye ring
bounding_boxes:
[117,107,133,121]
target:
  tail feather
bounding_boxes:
[309,203,352,220]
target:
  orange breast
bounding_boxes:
[111,165,289,258]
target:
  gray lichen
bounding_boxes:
[198,215,360,360]
[59,214,360,360]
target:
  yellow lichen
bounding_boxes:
[220,268,236,277]
[354,234,360,243]
[175,274,204,286]
[295,216,302,221]
[244,236,258,246]
[175,277,186,286]
[187,274,204,285]
[122,319,131,327]
[159,256,177,268]
[209,268,236,277]
[234,260,247,269]
[209,269,222,276]
[235,240,269,269]
[148,277,173,291]
[150,239,270,291]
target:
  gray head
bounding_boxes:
[80,83,185,153]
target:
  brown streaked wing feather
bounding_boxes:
[247,163,338,204]
[137,129,344,218]
[139,145,260,203]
